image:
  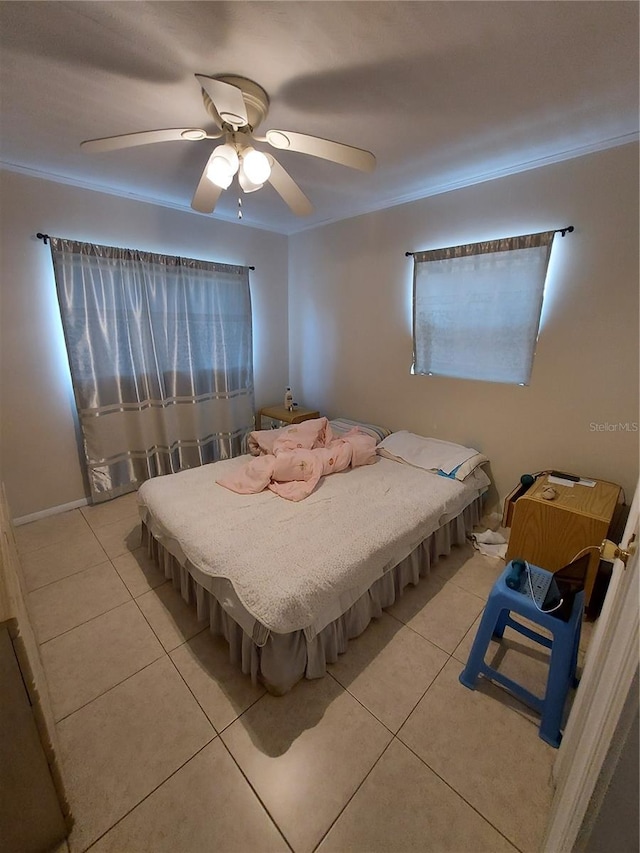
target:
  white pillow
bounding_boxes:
[377,431,488,480]
[451,452,490,481]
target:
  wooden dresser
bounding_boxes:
[505,474,621,605]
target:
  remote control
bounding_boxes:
[550,470,580,482]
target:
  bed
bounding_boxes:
[137,420,490,694]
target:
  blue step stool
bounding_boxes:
[459,561,584,747]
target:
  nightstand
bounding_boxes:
[256,404,320,430]
[504,474,622,606]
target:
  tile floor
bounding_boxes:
[15,495,595,853]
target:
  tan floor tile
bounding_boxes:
[453,613,483,665]
[92,514,142,559]
[59,657,215,853]
[112,546,166,598]
[170,630,265,732]
[41,600,164,720]
[445,552,505,600]
[328,612,448,732]
[387,572,445,616]
[20,528,108,591]
[398,659,556,853]
[137,582,208,651]
[318,739,517,853]
[221,675,392,853]
[28,561,130,643]
[14,509,90,555]
[428,541,479,582]
[80,491,140,530]
[389,578,485,654]
[452,610,482,664]
[90,738,287,853]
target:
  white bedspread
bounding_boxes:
[138,456,489,636]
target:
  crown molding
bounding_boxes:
[286,131,640,235]
[2,131,638,238]
[0,161,286,235]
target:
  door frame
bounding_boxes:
[542,480,639,852]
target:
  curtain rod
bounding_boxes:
[35,234,256,269]
[405,225,574,257]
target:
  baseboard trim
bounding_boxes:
[13,498,89,526]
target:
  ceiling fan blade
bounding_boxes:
[267,156,313,216]
[191,151,224,214]
[195,75,248,128]
[81,128,213,152]
[264,129,376,172]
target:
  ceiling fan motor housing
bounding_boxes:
[201,75,270,131]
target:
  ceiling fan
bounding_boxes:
[81,74,376,217]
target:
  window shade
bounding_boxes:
[412,231,555,385]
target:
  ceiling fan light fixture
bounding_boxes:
[238,163,263,193]
[207,161,233,189]
[206,143,240,188]
[206,157,233,188]
[215,143,240,172]
[242,148,271,185]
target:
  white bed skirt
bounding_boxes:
[142,496,482,695]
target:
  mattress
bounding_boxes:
[137,454,489,642]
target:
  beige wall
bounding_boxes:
[0,171,289,518]
[288,144,640,508]
[2,145,638,518]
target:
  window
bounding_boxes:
[411,231,556,385]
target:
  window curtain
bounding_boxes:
[51,238,255,503]
[412,231,555,385]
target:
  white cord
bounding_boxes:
[524,559,564,613]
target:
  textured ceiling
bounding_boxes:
[1,1,638,234]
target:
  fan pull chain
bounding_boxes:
[237,196,243,220]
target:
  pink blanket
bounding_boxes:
[217,417,378,501]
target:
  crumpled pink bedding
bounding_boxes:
[217,417,378,501]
